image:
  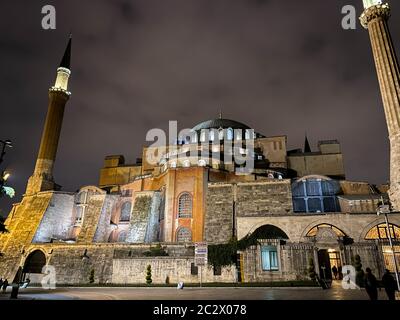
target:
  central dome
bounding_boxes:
[192,118,250,132]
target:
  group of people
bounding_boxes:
[331,265,342,280]
[0,278,9,293]
[364,268,398,301]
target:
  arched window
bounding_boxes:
[219,129,224,140]
[118,231,127,242]
[227,128,233,140]
[191,132,198,143]
[178,192,192,218]
[198,159,207,167]
[306,224,346,237]
[365,223,400,240]
[176,227,192,242]
[210,130,215,141]
[200,130,206,142]
[120,202,132,222]
[183,160,190,168]
[292,178,340,213]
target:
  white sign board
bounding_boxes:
[195,242,208,266]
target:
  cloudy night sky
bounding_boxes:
[0,0,399,216]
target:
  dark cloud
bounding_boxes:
[1,0,399,215]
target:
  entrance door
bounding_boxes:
[318,249,332,280]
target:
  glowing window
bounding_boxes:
[178,193,192,218]
[200,130,206,142]
[306,224,346,237]
[365,223,400,240]
[227,128,233,140]
[176,227,192,242]
[261,246,279,271]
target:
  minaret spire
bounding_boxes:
[360,1,400,210]
[304,134,311,153]
[26,36,72,195]
[59,34,71,69]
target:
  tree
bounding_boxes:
[89,269,95,284]
[353,254,364,287]
[308,258,316,281]
[146,265,152,285]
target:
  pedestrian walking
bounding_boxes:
[1,279,8,294]
[382,269,397,301]
[332,266,338,280]
[364,268,378,300]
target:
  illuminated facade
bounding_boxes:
[1,1,400,284]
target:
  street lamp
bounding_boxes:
[377,197,400,291]
[0,139,13,165]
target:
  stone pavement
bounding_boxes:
[0,281,394,300]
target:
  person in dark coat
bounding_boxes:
[332,266,338,280]
[338,265,343,280]
[382,269,397,301]
[1,279,8,293]
[364,268,378,300]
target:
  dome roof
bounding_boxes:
[192,118,251,131]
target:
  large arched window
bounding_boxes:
[176,227,192,242]
[120,202,132,222]
[178,192,192,218]
[292,178,340,213]
[365,223,400,240]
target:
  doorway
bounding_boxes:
[318,249,332,280]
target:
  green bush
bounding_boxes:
[146,265,152,285]
[143,244,168,257]
[89,269,95,284]
[308,258,316,281]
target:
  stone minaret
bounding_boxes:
[25,37,72,195]
[360,1,400,209]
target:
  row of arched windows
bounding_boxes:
[178,129,256,145]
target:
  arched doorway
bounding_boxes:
[306,224,348,281]
[22,250,46,282]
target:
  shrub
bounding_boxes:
[308,258,316,281]
[89,269,95,284]
[146,265,152,285]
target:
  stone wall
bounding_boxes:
[236,180,293,216]
[32,193,74,243]
[112,257,236,284]
[204,184,234,243]
[0,193,53,280]
[126,192,153,243]
[241,241,314,282]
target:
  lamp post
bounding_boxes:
[0,140,12,166]
[377,197,400,291]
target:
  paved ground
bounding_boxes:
[0,281,393,300]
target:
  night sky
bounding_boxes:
[1,0,399,216]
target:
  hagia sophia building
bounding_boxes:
[0,0,399,285]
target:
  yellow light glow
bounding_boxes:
[3,172,10,181]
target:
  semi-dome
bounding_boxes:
[192,118,251,132]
